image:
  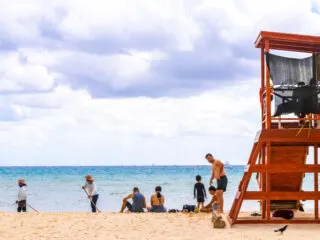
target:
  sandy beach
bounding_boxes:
[0,212,318,240]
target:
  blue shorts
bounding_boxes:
[126,201,144,212]
[212,203,219,211]
[149,205,167,213]
[197,196,205,203]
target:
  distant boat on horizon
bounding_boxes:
[224,161,231,167]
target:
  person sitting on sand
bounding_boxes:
[200,186,219,213]
[16,179,27,212]
[120,187,146,213]
[82,175,99,213]
[147,186,167,212]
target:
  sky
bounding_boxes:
[0,0,320,166]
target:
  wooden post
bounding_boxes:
[315,144,319,220]
[262,144,266,218]
[266,142,271,220]
[265,40,271,129]
[261,47,265,129]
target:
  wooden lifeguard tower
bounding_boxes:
[228,31,320,225]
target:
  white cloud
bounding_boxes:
[0,51,55,91]
[3,85,91,111]
[0,79,260,165]
[0,0,319,166]
[56,0,202,51]
[313,0,320,13]
[0,0,203,51]
[196,0,319,46]
[1,0,319,49]
[0,0,43,41]
[18,48,164,90]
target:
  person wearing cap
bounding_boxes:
[16,179,27,212]
[82,175,99,212]
[120,187,146,213]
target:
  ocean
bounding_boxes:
[0,166,317,212]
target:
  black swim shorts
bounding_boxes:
[197,196,205,203]
[217,175,228,192]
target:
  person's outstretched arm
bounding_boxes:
[82,182,88,190]
[209,165,215,185]
[204,196,214,208]
[202,184,207,198]
[123,193,133,202]
[120,193,133,213]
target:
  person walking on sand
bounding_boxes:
[194,175,207,209]
[205,153,228,213]
[120,187,146,213]
[82,175,99,212]
[16,179,27,212]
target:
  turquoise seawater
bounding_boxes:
[0,166,317,212]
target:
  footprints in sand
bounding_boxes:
[0,213,229,240]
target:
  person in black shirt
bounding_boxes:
[194,175,207,209]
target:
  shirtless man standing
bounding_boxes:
[205,153,228,213]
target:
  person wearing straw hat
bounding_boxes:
[16,179,27,212]
[82,175,99,212]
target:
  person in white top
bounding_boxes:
[16,179,27,212]
[82,175,99,212]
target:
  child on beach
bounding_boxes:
[16,179,27,212]
[194,175,207,209]
[200,186,219,212]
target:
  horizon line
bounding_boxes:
[0,164,244,167]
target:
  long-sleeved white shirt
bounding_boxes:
[84,182,98,196]
[18,186,27,201]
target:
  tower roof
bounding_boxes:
[255,31,320,53]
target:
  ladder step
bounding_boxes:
[229,142,262,225]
